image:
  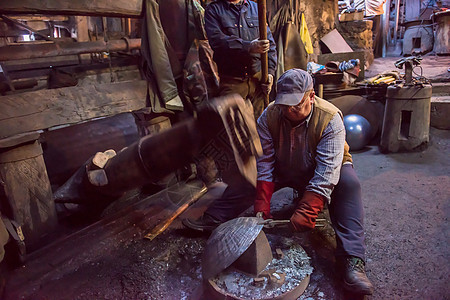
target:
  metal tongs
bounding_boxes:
[256,212,328,228]
[256,212,290,228]
[258,219,291,228]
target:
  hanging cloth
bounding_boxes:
[299,13,314,54]
[182,0,219,106]
[141,0,184,113]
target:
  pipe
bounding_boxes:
[0,38,141,61]
[382,1,391,57]
[393,0,401,45]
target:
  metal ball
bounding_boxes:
[343,114,372,151]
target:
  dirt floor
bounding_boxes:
[2,56,450,299]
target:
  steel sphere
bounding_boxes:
[343,114,372,151]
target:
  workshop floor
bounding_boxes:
[3,126,449,300]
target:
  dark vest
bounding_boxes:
[266,96,353,165]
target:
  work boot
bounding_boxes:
[182,214,222,232]
[336,256,374,295]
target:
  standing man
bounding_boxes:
[204,0,277,118]
[185,69,374,295]
[355,0,387,57]
[184,0,277,212]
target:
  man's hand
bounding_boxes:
[249,39,270,54]
[261,74,273,96]
[254,180,275,219]
[290,191,325,232]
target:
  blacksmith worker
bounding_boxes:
[185,69,374,295]
[189,0,277,207]
[204,0,277,118]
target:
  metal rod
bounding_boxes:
[0,38,141,61]
[393,0,401,44]
[144,185,208,241]
[382,1,391,57]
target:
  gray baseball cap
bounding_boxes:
[274,68,314,106]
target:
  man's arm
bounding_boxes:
[267,26,277,76]
[204,5,252,55]
[254,109,276,219]
[307,113,346,201]
[290,113,345,231]
[256,109,275,182]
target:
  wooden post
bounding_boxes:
[0,132,57,251]
[258,0,269,108]
[75,16,90,63]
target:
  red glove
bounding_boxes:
[290,191,325,232]
[254,180,275,219]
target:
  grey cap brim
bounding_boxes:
[274,92,305,106]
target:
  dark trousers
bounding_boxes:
[367,14,383,58]
[204,164,366,260]
[219,76,265,119]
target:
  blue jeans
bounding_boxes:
[204,164,366,260]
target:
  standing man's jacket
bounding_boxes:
[205,0,277,79]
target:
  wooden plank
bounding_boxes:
[3,181,205,299]
[0,0,143,17]
[9,15,69,21]
[75,16,89,42]
[0,80,147,138]
[2,55,80,72]
[75,16,90,62]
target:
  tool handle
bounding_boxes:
[258,0,269,108]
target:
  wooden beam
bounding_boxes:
[8,15,69,21]
[0,80,147,138]
[75,16,90,62]
[75,16,89,42]
[0,38,141,61]
[0,0,143,17]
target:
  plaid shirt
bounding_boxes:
[256,106,346,201]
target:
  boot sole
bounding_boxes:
[342,278,374,295]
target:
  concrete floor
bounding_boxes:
[351,127,450,299]
[365,55,450,82]
[2,56,450,299]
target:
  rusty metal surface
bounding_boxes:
[206,234,312,300]
[202,217,264,280]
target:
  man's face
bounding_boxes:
[279,90,315,122]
